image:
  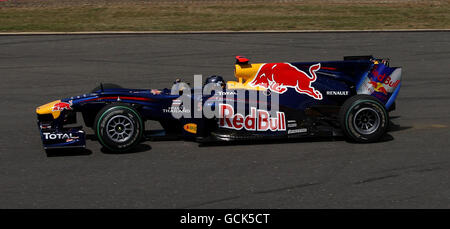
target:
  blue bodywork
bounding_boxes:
[36,56,402,150]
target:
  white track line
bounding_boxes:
[0,29,449,36]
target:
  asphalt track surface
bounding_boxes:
[0,32,449,208]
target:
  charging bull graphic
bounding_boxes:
[52,102,72,112]
[249,63,323,100]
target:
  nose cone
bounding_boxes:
[36,100,61,119]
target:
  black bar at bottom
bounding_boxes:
[0,209,447,228]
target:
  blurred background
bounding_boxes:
[0,0,448,32]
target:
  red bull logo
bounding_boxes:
[219,104,286,131]
[249,63,323,100]
[357,63,402,103]
[367,64,401,99]
[371,65,400,89]
[52,102,72,112]
[369,81,388,95]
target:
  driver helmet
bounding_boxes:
[204,75,225,89]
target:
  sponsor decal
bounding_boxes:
[288,128,307,134]
[172,99,182,106]
[368,64,400,96]
[371,65,400,88]
[217,91,237,96]
[183,123,197,134]
[369,81,388,95]
[357,64,401,103]
[326,91,349,96]
[40,124,52,130]
[52,102,72,112]
[163,106,190,114]
[287,120,297,128]
[249,63,323,100]
[219,104,286,131]
[164,99,190,113]
[43,132,79,140]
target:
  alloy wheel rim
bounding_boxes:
[353,107,380,135]
[106,115,134,143]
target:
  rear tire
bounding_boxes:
[339,95,388,143]
[94,104,144,152]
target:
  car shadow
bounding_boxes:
[100,143,152,154]
[200,133,397,147]
[85,119,409,149]
[86,134,97,141]
[199,121,410,147]
[86,133,152,154]
[388,121,412,132]
[344,133,394,144]
[46,148,93,157]
[199,136,336,147]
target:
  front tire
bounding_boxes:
[94,104,144,152]
[339,95,388,143]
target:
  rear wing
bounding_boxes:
[357,61,402,110]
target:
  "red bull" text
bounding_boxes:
[371,65,400,88]
[219,104,286,131]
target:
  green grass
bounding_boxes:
[0,1,449,32]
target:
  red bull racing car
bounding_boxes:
[36,55,401,152]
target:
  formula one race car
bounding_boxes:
[36,55,401,152]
